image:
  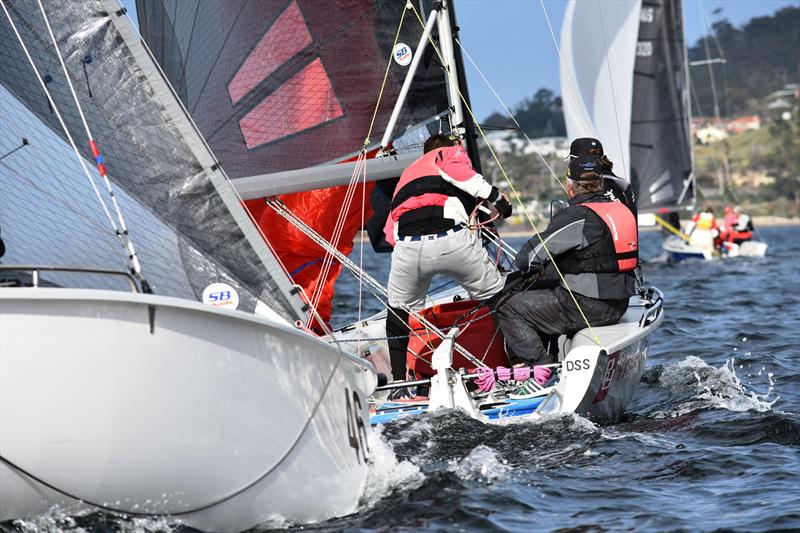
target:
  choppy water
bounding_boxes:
[6,226,799,532]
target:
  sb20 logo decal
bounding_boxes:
[202,282,239,310]
[345,388,369,464]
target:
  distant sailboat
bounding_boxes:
[559,0,766,262]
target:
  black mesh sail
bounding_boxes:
[136,0,449,179]
[629,0,694,214]
[0,0,305,321]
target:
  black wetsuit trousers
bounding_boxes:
[386,306,410,381]
[495,286,629,365]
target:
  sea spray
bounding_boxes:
[449,445,510,484]
[652,356,778,418]
[359,426,423,509]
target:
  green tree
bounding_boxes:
[689,6,800,118]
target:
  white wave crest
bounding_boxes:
[12,508,183,533]
[449,445,510,484]
[654,356,778,417]
[359,426,424,509]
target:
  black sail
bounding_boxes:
[629,0,694,214]
[135,0,449,178]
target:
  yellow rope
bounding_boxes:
[363,4,408,147]
[409,4,602,346]
[654,214,691,243]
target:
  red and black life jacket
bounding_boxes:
[582,201,638,272]
[386,148,477,238]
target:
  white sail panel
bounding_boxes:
[560,0,641,181]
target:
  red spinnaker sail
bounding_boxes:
[245,182,374,329]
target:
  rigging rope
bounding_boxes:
[306,150,367,327]
[36,0,150,291]
[0,1,137,277]
[364,3,409,147]
[306,6,410,329]
[596,2,629,182]
[454,37,567,195]
[408,3,601,346]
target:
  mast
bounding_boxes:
[680,0,696,211]
[443,0,482,173]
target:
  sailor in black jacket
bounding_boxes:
[565,137,637,217]
[495,155,638,376]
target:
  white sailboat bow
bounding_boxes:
[0,0,375,529]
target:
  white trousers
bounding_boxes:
[387,228,505,309]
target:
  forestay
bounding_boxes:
[0,0,305,321]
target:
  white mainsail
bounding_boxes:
[560,0,641,181]
[560,0,694,214]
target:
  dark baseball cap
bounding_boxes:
[567,155,603,181]
[565,137,604,160]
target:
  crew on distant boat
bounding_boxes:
[383,134,512,381]
[720,205,756,246]
[732,206,755,243]
[685,206,720,251]
[495,155,638,393]
[564,137,636,216]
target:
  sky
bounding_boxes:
[121,0,797,120]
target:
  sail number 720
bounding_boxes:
[345,388,369,464]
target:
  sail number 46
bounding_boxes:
[345,388,369,464]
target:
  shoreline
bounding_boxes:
[354,216,797,241]
[496,215,799,237]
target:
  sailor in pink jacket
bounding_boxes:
[383,134,511,382]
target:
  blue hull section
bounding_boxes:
[370,396,547,425]
[667,250,707,262]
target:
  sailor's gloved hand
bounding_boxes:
[493,194,512,219]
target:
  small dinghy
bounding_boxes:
[663,234,768,262]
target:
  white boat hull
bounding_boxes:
[0,288,376,531]
[663,235,767,262]
[541,295,661,422]
[341,288,664,424]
